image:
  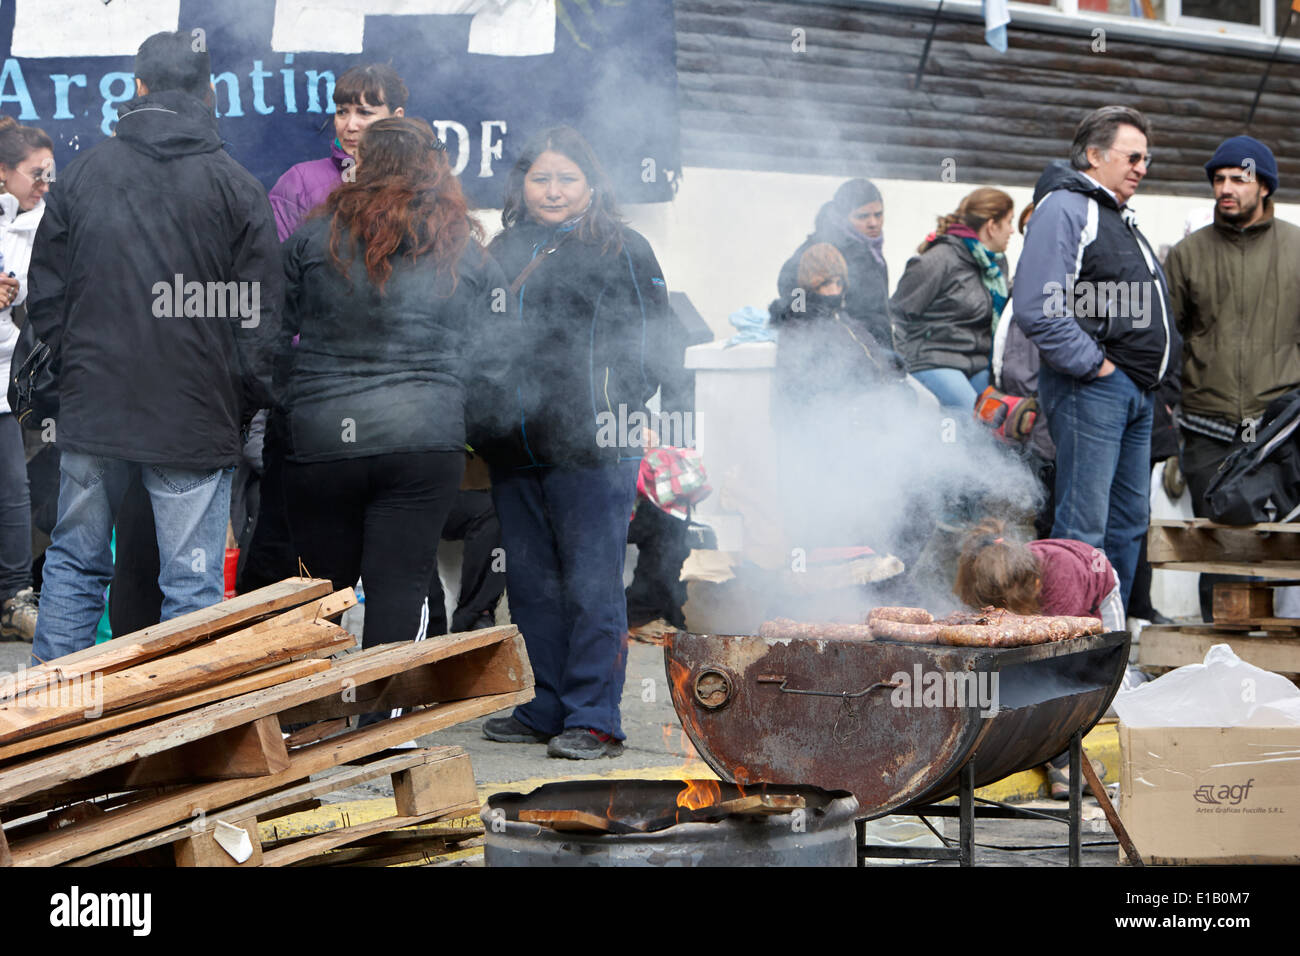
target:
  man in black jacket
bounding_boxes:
[27,31,281,662]
[1010,107,1179,610]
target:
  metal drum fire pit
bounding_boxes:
[665,629,1131,819]
[483,779,859,866]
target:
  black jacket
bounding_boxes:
[482,221,675,468]
[770,291,903,413]
[778,204,892,347]
[27,91,282,469]
[890,235,1004,376]
[1011,161,1178,390]
[279,217,506,463]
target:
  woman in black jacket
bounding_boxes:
[477,126,675,760]
[778,178,892,348]
[891,187,1015,410]
[278,117,504,652]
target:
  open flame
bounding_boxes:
[676,778,722,811]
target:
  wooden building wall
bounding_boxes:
[675,0,1300,195]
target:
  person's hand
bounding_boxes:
[0,275,18,310]
[1097,358,1117,378]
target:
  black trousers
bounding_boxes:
[426,489,506,634]
[625,499,689,629]
[237,412,298,594]
[1181,429,1239,622]
[284,451,464,649]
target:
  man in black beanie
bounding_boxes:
[1164,135,1300,617]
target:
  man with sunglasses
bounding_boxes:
[1011,106,1180,614]
[1163,137,1300,619]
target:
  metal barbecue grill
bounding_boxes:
[665,627,1134,865]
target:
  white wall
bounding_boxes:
[618,166,1300,341]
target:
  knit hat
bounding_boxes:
[797,243,848,290]
[1205,136,1278,196]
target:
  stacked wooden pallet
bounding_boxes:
[1143,519,1300,678]
[0,578,533,867]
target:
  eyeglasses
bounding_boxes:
[1116,151,1153,169]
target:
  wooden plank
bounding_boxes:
[277,632,535,722]
[8,578,333,696]
[1151,518,1300,535]
[115,715,290,789]
[259,802,479,867]
[518,809,621,833]
[0,629,527,808]
[1147,523,1300,565]
[392,750,477,817]
[174,816,262,867]
[1214,581,1275,623]
[0,620,353,744]
[66,749,451,867]
[0,822,10,866]
[284,718,350,748]
[1139,626,1300,676]
[11,694,530,866]
[1144,560,1300,580]
[0,659,330,764]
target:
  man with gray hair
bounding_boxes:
[1010,106,1180,611]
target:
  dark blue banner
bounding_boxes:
[0,0,679,206]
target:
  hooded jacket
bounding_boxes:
[1011,161,1178,390]
[27,90,282,470]
[0,193,43,415]
[269,142,351,242]
[778,202,892,347]
[1164,202,1300,424]
[481,220,675,469]
[890,235,1004,376]
[279,216,506,462]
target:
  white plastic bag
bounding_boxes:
[1113,643,1300,727]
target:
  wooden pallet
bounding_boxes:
[0,581,534,868]
[1211,580,1300,631]
[1138,624,1300,677]
[1147,518,1300,579]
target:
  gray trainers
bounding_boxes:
[483,714,552,744]
[547,728,625,760]
[1,587,38,642]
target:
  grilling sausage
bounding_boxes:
[758,619,876,640]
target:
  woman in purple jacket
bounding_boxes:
[268,64,407,242]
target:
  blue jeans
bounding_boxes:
[32,453,232,663]
[913,367,990,410]
[1038,364,1152,610]
[0,413,32,602]
[489,461,640,739]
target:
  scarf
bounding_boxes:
[834,218,886,267]
[942,225,1008,331]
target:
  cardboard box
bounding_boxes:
[1118,724,1300,864]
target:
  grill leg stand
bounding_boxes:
[1069,731,1082,867]
[959,757,976,867]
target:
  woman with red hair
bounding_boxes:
[278,117,505,653]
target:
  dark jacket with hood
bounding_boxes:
[1010,160,1178,391]
[769,290,904,413]
[778,203,892,347]
[481,220,676,469]
[27,90,282,470]
[279,216,507,463]
[890,234,1005,376]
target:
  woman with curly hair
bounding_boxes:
[278,116,505,652]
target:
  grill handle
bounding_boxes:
[755,675,902,699]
